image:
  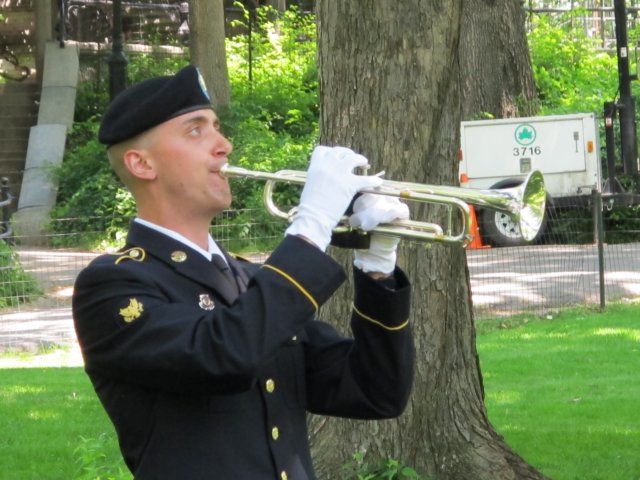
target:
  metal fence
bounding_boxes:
[0,201,639,352]
[467,242,640,318]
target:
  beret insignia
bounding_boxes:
[120,298,144,323]
[196,68,211,101]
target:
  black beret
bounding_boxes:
[98,65,212,146]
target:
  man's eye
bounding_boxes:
[188,126,201,136]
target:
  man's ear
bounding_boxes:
[123,149,156,180]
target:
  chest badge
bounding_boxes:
[198,294,215,310]
[120,298,144,323]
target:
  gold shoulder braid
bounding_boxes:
[112,247,146,265]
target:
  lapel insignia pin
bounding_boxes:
[171,250,188,262]
[120,298,144,323]
[199,294,215,310]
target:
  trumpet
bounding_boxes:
[220,164,546,246]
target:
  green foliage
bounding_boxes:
[74,434,131,480]
[74,83,109,124]
[227,5,318,137]
[528,13,619,115]
[0,241,41,308]
[603,203,640,243]
[342,453,429,480]
[125,53,187,85]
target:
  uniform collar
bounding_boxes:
[126,221,240,305]
[134,217,227,265]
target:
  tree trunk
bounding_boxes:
[189,0,231,107]
[312,2,549,479]
[459,0,538,120]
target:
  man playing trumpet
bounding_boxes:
[73,65,414,480]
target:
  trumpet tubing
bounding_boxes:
[220,164,546,245]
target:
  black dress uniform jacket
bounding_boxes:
[73,221,414,480]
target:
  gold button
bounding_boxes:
[280,471,288,480]
[171,251,187,262]
[271,426,279,440]
[265,378,275,393]
[291,335,298,342]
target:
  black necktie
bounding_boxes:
[212,254,240,296]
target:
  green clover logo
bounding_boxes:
[514,124,536,146]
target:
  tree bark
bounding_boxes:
[312,2,549,479]
[459,0,538,120]
[189,0,231,107]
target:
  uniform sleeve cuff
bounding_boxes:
[352,267,410,330]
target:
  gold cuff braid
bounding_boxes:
[352,303,409,331]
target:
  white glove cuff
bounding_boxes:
[285,215,332,252]
[354,250,397,274]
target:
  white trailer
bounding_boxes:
[459,113,602,247]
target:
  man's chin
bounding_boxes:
[213,196,233,215]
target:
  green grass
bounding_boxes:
[0,366,129,480]
[478,303,640,480]
[0,304,638,479]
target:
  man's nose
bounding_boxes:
[213,131,233,157]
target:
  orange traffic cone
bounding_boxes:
[466,205,491,250]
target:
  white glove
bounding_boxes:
[285,146,383,251]
[350,194,409,274]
